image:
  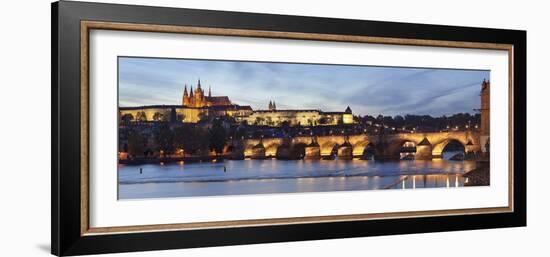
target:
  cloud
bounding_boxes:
[118,57,489,116]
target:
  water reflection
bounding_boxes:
[391,174,466,190]
[118,159,475,199]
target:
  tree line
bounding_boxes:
[357,113,481,130]
[126,119,227,158]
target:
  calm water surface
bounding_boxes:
[118,152,476,199]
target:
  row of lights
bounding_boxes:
[234,123,480,139]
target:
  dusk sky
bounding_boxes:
[118,57,489,117]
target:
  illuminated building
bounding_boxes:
[240,102,353,126]
[119,79,354,126]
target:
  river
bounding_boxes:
[118,151,476,199]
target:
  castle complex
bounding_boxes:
[119,79,354,126]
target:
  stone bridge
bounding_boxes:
[228,131,480,160]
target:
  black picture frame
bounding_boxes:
[51,1,526,256]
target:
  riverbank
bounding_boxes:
[462,161,490,186]
[119,155,227,165]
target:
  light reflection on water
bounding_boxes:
[392,174,466,190]
[118,159,475,199]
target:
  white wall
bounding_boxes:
[0,0,547,256]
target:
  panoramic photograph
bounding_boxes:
[117,57,491,199]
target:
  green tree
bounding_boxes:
[156,125,174,157]
[136,111,147,122]
[173,125,209,156]
[393,115,404,125]
[152,112,165,122]
[209,119,227,155]
[121,113,134,124]
[127,131,144,157]
[281,120,290,129]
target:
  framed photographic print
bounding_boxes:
[51,1,526,256]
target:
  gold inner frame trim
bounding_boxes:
[80,20,515,236]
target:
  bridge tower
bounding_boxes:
[480,79,490,153]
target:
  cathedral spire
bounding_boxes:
[189,86,194,98]
[269,100,277,111]
[197,78,202,91]
[208,85,211,98]
[182,84,189,106]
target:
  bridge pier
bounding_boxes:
[249,147,266,159]
[415,138,433,160]
[416,146,433,160]
[304,146,321,159]
[246,141,266,159]
[337,146,353,160]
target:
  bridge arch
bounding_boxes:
[247,142,266,159]
[399,141,417,160]
[435,139,467,160]
[276,142,307,159]
[352,140,371,157]
[320,141,339,157]
[432,138,467,159]
[292,142,307,159]
[264,143,280,158]
[360,143,376,160]
[381,139,417,160]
